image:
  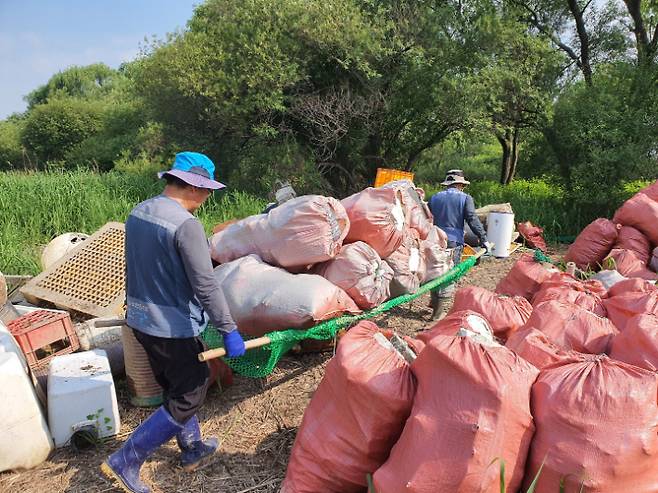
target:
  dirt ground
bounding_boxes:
[0,245,565,493]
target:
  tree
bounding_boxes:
[543,62,658,199]
[21,99,104,165]
[622,0,658,65]
[508,0,629,85]
[0,117,27,170]
[134,0,495,194]
[25,63,121,108]
[477,22,563,184]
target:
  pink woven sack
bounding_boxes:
[506,327,586,370]
[532,273,607,317]
[525,356,658,492]
[282,321,416,493]
[313,241,393,309]
[212,255,359,336]
[564,218,620,270]
[609,314,658,371]
[449,286,533,341]
[605,248,657,281]
[210,195,349,271]
[613,192,658,245]
[385,229,426,297]
[382,180,433,239]
[614,226,651,264]
[421,225,451,283]
[523,300,618,354]
[495,254,559,300]
[374,335,538,493]
[341,187,407,258]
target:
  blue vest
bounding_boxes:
[125,195,208,338]
[428,188,467,244]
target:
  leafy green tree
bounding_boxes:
[25,63,121,108]
[622,0,658,65]
[476,21,563,184]
[508,0,629,85]
[63,99,148,171]
[0,117,28,170]
[21,99,104,165]
[135,0,495,194]
[134,0,383,192]
[17,62,152,170]
[545,62,658,198]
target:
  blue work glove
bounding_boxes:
[223,330,246,358]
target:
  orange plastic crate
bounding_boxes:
[7,310,79,368]
[374,168,415,188]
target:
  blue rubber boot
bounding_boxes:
[101,406,183,493]
[176,415,219,472]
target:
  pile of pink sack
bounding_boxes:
[282,211,658,492]
[284,314,541,493]
[464,247,658,491]
[209,182,454,333]
[563,181,658,281]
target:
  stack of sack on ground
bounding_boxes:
[210,182,453,333]
[565,180,658,280]
[284,316,541,493]
[283,246,657,491]
[492,251,658,490]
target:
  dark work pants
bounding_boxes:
[133,330,210,424]
[431,241,464,305]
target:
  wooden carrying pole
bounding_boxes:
[198,336,271,362]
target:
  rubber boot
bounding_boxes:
[101,406,183,493]
[431,296,449,321]
[177,415,219,472]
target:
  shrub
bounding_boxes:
[0,118,26,170]
[21,98,104,164]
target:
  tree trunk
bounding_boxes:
[623,0,658,65]
[508,127,520,183]
[362,133,384,179]
[497,130,512,185]
[566,0,593,86]
[496,128,520,185]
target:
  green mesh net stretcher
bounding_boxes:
[200,249,521,378]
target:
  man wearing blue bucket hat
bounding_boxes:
[427,169,488,320]
[102,152,246,493]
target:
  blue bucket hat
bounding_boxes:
[158,152,226,190]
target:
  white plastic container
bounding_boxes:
[0,320,27,373]
[40,232,89,270]
[47,349,121,448]
[487,211,515,258]
[0,352,54,472]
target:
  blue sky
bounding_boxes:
[0,0,198,119]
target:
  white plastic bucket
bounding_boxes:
[487,212,515,258]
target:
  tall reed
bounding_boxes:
[0,170,266,274]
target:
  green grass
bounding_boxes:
[2,169,649,274]
[0,170,266,274]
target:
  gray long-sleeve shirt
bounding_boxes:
[176,218,237,333]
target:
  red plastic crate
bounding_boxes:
[7,310,79,368]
